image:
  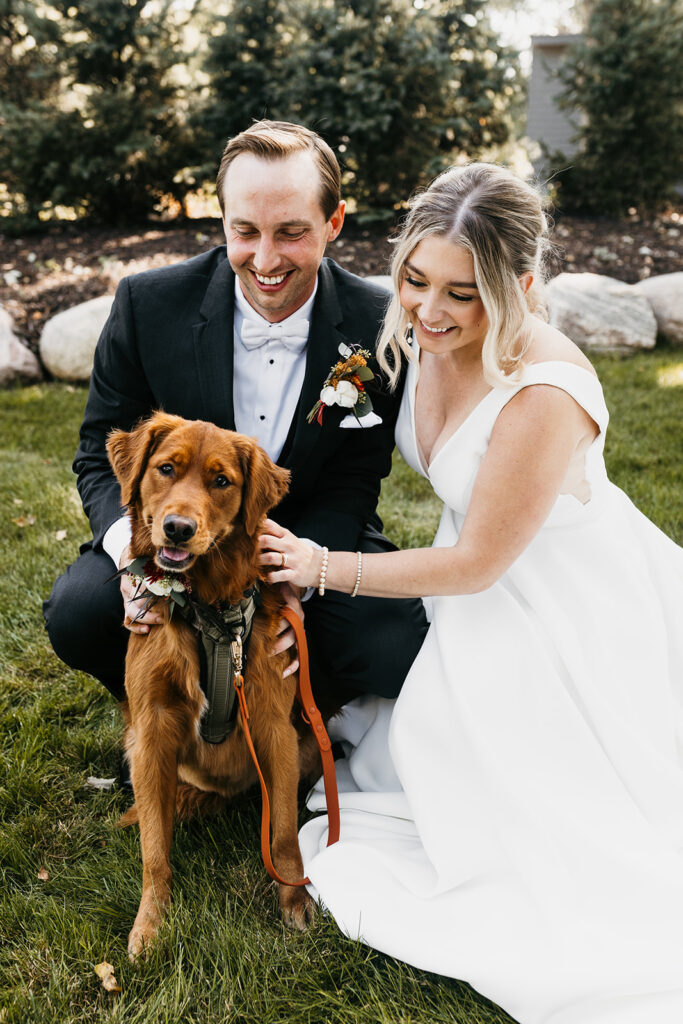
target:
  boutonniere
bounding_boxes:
[122,556,190,620]
[307,343,376,426]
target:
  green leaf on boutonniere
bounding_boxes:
[355,365,375,382]
[127,556,150,576]
[354,393,373,417]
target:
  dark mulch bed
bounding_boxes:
[1,210,681,356]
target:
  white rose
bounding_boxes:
[145,577,173,596]
[335,380,359,408]
[320,384,338,407]
[170,578,186,592]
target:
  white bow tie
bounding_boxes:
[241,318,309,353]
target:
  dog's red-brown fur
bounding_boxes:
[106,412,319,958]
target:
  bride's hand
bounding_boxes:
[258,519,322,589]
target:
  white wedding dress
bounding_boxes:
[299,356,683,1024]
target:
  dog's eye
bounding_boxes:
[158,463,174,476]
[214,474,230,489]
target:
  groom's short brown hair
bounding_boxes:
[216,120,342,221]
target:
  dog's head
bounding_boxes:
[106,412,290,575]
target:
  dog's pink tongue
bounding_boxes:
[162,547,188,562]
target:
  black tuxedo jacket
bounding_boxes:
[75,247,401,553]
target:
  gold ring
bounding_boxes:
[281,552,288,568]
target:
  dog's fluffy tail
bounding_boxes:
[118,804,139,827]
[117,785,227,828]
[175,783,227,821]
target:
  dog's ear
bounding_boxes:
[106,412,184,507]
[235,437,291,536]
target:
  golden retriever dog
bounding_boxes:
[106,412,319,958]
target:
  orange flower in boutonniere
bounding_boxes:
[307,343,376,426]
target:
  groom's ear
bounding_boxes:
[327,201,346,243]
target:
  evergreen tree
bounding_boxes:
[0,0,193,224]
[433,0,523,158]
[196,0,522,218]
[551,0,683,215]
[190,0,296,186]
[0,1,62,106]
[280,0,454,217]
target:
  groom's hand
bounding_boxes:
[273,582,304,678]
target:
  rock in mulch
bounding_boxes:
[546,273,657,352]
[0,304,42,386]
[365,274,392,293]
[40,295,113,380]
[631,273,683,346]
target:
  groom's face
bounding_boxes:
[222,151,345,323]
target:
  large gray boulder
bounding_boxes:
[546,273,657,352]
[631,273,683,346]
[40,294,113,380]
[0,305,42,386]
[365,274,392,293]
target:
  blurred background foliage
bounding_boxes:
[548,0,683,217]
[1,0,681,227]
[0,0,522,225]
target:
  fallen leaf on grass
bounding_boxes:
[86,776,116,791]
[37,867,49,881]
[13,515,36,527]
[55,529,67,541]
[94,962,122,993]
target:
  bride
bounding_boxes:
[259,162,683,1024]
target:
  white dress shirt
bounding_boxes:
[232,277,316,461]
[103,276,317,568]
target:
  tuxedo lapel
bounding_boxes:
[192,256,236,430]
[279,260,348,469]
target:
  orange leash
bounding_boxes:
[233,605,340,887]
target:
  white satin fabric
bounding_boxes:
[300,357,683,1024]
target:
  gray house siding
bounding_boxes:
[527,34,584,162]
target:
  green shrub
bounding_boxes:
[549,0,683,216]
[194,0,523,218]
[0,0,193,224]
[1,0,522,225]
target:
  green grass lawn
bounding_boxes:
[1,349,681,1023]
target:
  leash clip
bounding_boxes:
[230,634,243,675]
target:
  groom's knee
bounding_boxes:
[43,548,127,700]
[305,590,428,700]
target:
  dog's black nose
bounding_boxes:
[163,515,197,542]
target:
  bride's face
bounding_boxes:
[399,236,487,357]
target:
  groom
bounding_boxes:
[44,119,428,713]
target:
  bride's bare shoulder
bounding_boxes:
[525,318,598,377]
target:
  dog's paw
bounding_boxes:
[127,924,152,961]
[127,895,169,960]
[280,885,316,932]
[127,913,165,961]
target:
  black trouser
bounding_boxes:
[43,528,429,711]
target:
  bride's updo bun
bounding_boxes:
[377,163,552,389]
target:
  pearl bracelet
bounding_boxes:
[350,550,363,598]
[318,546,329,597]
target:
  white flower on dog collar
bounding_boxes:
[122,556,190,618]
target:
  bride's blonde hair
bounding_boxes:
[377,162,552,389]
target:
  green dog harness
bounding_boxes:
[182,587,260,745]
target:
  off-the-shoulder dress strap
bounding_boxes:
[496,360,609,435]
